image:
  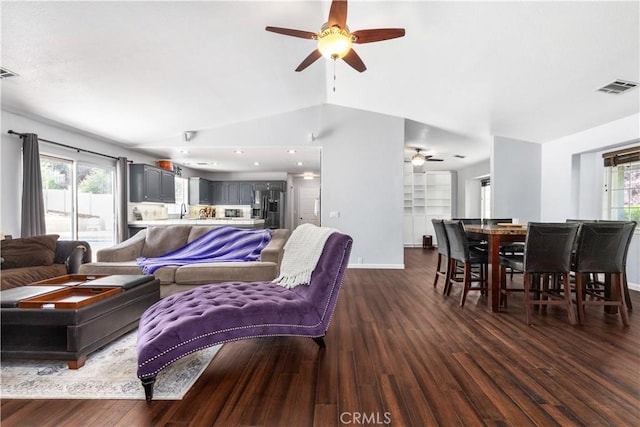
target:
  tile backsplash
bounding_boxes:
[129,203,251,221]
[129,203,168,221]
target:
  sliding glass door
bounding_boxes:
[41,154,115,259]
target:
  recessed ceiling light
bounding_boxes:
[180,149,190,154]
[297,162,303,166]
[288,150,296,154]
[234,150,244,154]
[254,162,260,166]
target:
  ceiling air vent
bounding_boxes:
[0,67,19,79]
[597,79,638,95]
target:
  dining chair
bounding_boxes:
[596,220,637,311]
[572,221,636,326]
[443,220,488,307]
[453,218,486,250]
[431,219,451,293]
[499,222,579,325]
[452,218,482,225]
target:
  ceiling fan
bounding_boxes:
[407,148,443,166]
[265,0,405,72]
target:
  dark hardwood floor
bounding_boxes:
[2,248,639,426]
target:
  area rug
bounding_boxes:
[0,331,221,400]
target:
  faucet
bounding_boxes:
[180,203,187,219]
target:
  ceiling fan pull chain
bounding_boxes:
[333,58,337,92]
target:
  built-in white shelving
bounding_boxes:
[403,165,457,247]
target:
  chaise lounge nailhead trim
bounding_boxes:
[136,233,352,400]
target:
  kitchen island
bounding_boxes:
[128,218,266,237]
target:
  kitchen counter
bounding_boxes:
[128,218,265,228]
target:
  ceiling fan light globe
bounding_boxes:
[411,154,425,166]
[317,25,352,59]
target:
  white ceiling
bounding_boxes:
[2,1,639,174]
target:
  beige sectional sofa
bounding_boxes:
[78,225,289,288]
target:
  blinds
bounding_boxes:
[603,146,640,167]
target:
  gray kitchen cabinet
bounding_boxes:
[226,182,253,205]
[208,181,265,205]
[130,164,175,203]
[189,177,212,205]
[211,181,225,204]
[160,170,176,203]
[239,182,253,204]
[226,182,239,204]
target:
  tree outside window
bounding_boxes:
[607,162,640,223]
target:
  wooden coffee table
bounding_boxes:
[0,274,160,369]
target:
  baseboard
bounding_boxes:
[628,282,639,292]
[347,263,404,269]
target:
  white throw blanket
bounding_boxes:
[273,223,337,289]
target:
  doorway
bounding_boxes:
[296,186,320,227]
[481,178,491,219]
[40,154,116,260]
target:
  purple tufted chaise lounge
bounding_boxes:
[137,232,352,400]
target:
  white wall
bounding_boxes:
[492,136,542,223]
[319,105,404,268]
[455,159,490,217]
[541,113,640,287]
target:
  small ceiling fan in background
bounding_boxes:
[406,148,444,166]
[265,0,405,72]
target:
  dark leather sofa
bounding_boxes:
[1,237,91,290]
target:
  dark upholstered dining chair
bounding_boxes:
[596,220,637,311]
[452,218,482,225]
[500,222,579,325]
[443,220,488,307]
[572,221,636,326]
[452,218,486,250]
[431,219,451,293]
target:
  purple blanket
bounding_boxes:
[136,226,272,274]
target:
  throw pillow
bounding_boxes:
[0,234,59,269]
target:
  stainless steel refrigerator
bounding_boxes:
[252,188,285,229]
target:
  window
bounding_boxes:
[40,154,116,259]
[605,161,640,223]
[166,177,188,216]
[603,145,640,225]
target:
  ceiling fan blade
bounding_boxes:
[327,0,348,28]
[295,50,322,72]
[342,48,366,72]
[265,26,316,39]
[426,158,444,162]
[352,28,406,43]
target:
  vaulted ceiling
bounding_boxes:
[2,1,638,173]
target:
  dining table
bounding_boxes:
[464,224,528,313]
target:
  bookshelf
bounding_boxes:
[404,167,456,247]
